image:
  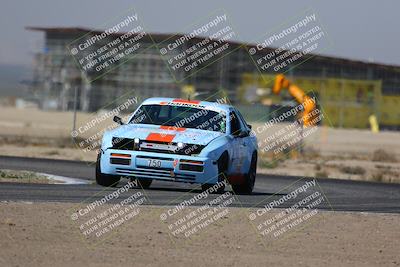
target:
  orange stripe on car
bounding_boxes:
[172,99,200,104]
[159,125,186,132]
[146,133,175,142]
[110,153,131,158]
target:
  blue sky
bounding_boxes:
[1,0,398,66]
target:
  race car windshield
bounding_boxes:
[129,104,226,133]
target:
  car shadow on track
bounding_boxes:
[110,180,285,196]
[127,186,283,197]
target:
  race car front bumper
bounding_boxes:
[100,148,220,184]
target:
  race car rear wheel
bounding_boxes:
[96,153,121,187]
[232,152,257,195]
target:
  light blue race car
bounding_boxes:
[96,97,258,194]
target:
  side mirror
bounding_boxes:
[247,124,252,129]
[113,116,124,125]
[237,130,249,138]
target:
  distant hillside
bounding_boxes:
[0,64,32,97]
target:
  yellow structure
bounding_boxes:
[181,85,196,100]
[368,114,379,133]
[272,74,317,126]
[238,73,400,129]
[380,95,400,127]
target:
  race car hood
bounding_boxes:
[109,123,224,146]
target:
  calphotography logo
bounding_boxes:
[248,9,332,81]
[158,175,247,246]
[68,179,151,246]
[71,92,140,160]
[68,8,150,82]
[157,10,239,81]
[248,178,332,246]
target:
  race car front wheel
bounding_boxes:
[232,152,257,195]
[201,152,228,194]
[96,153,121,187]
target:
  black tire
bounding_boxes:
[201,152,228,194]
[232,152,257,195]
[96,153,120,187]
[217,152,229,182]
[130,177,153,189]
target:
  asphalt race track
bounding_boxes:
[0,155,399,213]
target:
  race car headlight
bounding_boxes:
[134,138,140,149]
[177,142,184,148]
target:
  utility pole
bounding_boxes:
[72,86,78,140]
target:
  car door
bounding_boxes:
[234,108,254,173]
[228,110,248,175]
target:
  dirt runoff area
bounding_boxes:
[0,202,399,267]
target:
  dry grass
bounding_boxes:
[372,149,397,163]
[0,169,52,183]
[0,134,86,149]
[302,146,321,159]
[370,171,385,182]
[339,166,366,175]
[315,170,329,178]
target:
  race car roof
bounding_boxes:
[141,97,232,113]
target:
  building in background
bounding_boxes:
[27,27,400,129]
